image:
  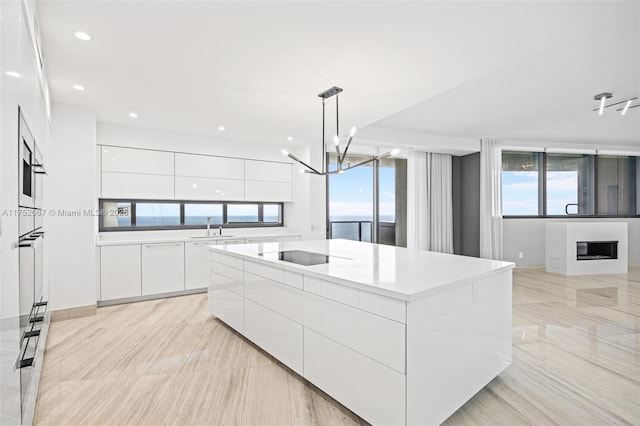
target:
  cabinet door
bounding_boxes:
[175,153,244,179]
[100,245,141,300]
[101,146,174,175]
[208,286,243,333]
[141,243,185,295]
[175,176,244,201]
[244,181,292,202]
[244,160,291,182]
[185,241,218,290]
[102,172,174,199]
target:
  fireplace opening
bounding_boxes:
[576,241,618,261]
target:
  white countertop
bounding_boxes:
[96,232,300,246]
[210,239,514,301]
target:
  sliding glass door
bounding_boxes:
[327,153,406,246]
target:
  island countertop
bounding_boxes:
[209,239,514,301]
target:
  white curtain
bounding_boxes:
[480,139,503,260]
[407,151,453,253]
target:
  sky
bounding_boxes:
[328,165,396,220]
[502,171,578,215]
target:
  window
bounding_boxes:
[102,201,132,228]
[545,154,594,216]
[184,203,223,225]
[501,152,541,216]
[327,153,406,245]
[227,204,259,223]
[99,200,283,231]
[597,156,637,216]
[502,151,639,218]
[136,203,180,226]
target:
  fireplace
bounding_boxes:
[576,241,618,261]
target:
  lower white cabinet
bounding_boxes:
[244,299,303,374]
[208,286,243,333]
[304,328,406,425]
[185,240,219,290]
[100,245,141,300]
[141,243,185,295]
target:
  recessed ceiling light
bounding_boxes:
[287,136,293,141]
[128,112,138,118]
[74,31,92,41]
[218,126,225,131]
[5,71,21,78]
[72,84,85,91]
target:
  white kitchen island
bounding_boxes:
[208,239,514,425]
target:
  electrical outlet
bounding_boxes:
[518,252,524,259]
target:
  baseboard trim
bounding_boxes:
[97,288,207,307]
[51,304,97,323]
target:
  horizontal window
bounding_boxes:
[502,151,639,218]
[99,199,284,231]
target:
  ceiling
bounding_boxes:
[37,1,640,152]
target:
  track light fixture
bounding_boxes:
[281,86,400,176]
[593,92,638,116]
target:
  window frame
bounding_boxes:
[98,199,284,232]
[502,151,639,219]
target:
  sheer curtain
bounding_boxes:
[407,151,453,253]
[480,139,503,260]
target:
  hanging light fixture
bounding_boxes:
[282,86,400,175]
[592,92,638,116]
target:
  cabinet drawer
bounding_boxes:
[210,251,243,269]
[211,261,243,282]
[304,329,405,426]
[244,299,303,375]
[208,286,243,333]
[245,237,277,243]
[211,271,243,296]
[244,260,284,284]
[303,293,405,373]
[304,276,405,323]
[284,271,303,290]
[244,272,302,323]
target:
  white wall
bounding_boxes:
[97,123,321,239]
[47,104,97,310]
[504,218,640,267]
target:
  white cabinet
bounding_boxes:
[174,176,244,201]
[277,236,300,242]
[185,241,218,290]
[19,9,36,128]
[244,160,291,182]
[208,286,243,333]
[244,181,292,202]
[304,328,406,426]
[244,299,303,374]
[102,172,174,199]
[141,243,185,295]
[244,237,278,244]
[101,146,174,175]
[100,245,141,300]
[175,153,244,180]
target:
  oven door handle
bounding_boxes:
[14,235,43,249]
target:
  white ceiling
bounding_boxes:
[37,1,640,152]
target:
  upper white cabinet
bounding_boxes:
[245,160,291,182]
[102,172,174,199]
[174,176,244,201]
[175,153,244,180]
[245,181,292,202]
[102,146,174,175]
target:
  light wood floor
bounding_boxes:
[34,267,640,425]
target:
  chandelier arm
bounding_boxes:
[340,135,354,164]
[288,153,322,175]
[342,156,379,171]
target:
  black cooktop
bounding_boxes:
[259,250,331,266]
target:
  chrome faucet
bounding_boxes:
[206,217,212,237]
[219,226,222,236]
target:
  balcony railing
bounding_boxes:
[329,221,396,245]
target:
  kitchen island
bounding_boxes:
[208,239,514,425]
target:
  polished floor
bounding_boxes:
[34,267,640,425]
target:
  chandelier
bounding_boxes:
[281,86,399,175]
